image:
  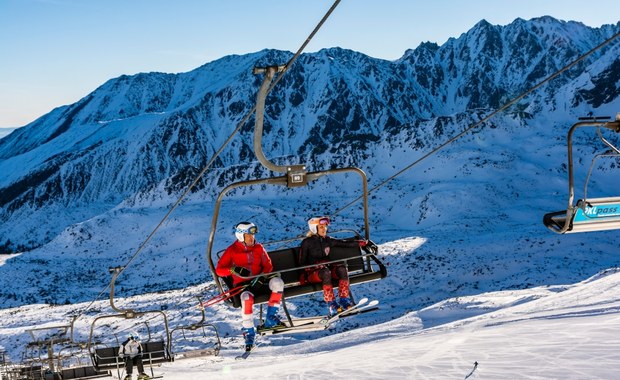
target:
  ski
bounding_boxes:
[255,298,379,335]
[235,342,260,360]
[234,334,261,360]
[332,300,379,321]
[257,321,327,335]
[235,350,253,360]
[320,297,376,325]
[259,315,324,330]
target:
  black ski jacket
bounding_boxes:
[298,235,358,266]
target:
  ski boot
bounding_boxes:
[242,327,256,352]
[327,300,340,317]
[123,375,132,380]
[137,373,150,380]
[339,297,353,312]
[262,305,286,329]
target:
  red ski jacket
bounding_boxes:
[215,240,273,285]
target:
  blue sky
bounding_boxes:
[1,0,619,129]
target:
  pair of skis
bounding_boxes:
[252,298,379,335]
[321,297,380,325]
[258,297,378,336]
[235,298,379,359]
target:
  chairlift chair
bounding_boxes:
[18,324,73,379]
[87,267,171,379]
[543,115,620,233]
[168,297,221,359]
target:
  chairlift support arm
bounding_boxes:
[108,266,136,316]
[252,65,309,187]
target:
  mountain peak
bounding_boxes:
[0,16,618,264]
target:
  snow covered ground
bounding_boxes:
[155,268,620,380]
[1,248,618,379]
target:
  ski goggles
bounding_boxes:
[236,225,258,234]
[310,217,331,226]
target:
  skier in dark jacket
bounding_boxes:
[298,216,367,315]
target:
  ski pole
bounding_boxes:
[198,284,248,309]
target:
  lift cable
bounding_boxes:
[332,28,620,217]
[74,0,343,320]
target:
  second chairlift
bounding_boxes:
[543,114,620,233]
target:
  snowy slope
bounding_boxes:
[0,247,618,379]
[184,268,620,379]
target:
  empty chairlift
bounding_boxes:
[544,115,620,233]
[169,297,221,360]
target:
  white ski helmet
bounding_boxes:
[308,216,330,234]
[234,221,258,242]
[128,331,139,340]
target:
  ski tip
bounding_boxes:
[367,300,379,307]
[235,351,252,360]
[358,297,369,305]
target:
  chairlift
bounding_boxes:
[169,296,221,360]
[543,114,620,233]
[205,65,387,327]
[56,342,110,380]
[10,324,73,380]
[87,266,172,379]
[4,315,111,380]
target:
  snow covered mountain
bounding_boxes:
[0,16,619,316]
[0,128,17,139]
[1,17,618,251]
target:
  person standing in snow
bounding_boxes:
[118,332,150,380]
[299,216,368,316]
[215,221,285,352]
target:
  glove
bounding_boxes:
[358,240,368,247]
[230,266,251,277]
[251,275,267,287]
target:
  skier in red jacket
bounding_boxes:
[216,221,284,351]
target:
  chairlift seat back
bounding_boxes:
[142,340,170,363]
[222,239,386,307]
[91,347,121,371]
